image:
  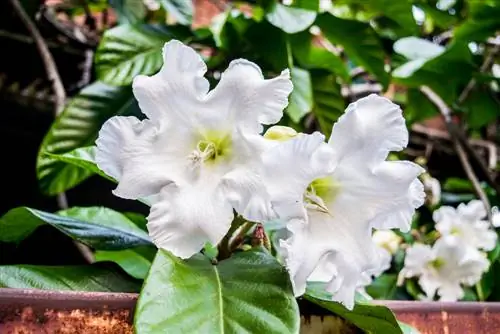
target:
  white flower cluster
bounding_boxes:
[400,200,496,301]
[95,40,425,309]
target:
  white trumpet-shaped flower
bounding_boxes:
[372,230,402,255]
[433,200,497,251]
[95,40,293,258]
[261,95,425,309]
[399,236,489,301]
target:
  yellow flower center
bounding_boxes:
[304,177,341,214]
[189,130,232,167]
[430,257,445,270]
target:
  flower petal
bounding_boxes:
[457,200,487,221]
[95,116,180,199]
[219,167,275,222]
[206,59,293,133]
[132,40,209,122]
[280,210,377,310]
[147,182,233,258]
[261,132,335,220]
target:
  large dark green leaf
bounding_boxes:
[311,71,346,137]
[316,13,389,86]
[0,264,140,292]
[95,24,183,86]
[135,248,299,333]
[36,82,138,195]
[109,0,147,25]
[95,246,156,280]
[245,21,289,71]
[44,146,115,182]
[454,1,500,42]
[305,282,402,334]
[461,85,500,129]
[287,67,313,123]
[266,3,316,34]
[158,0,193,25]
[0,207,152,250]
[393,41,474,104]
[290,31,349,81]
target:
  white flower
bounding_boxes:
[433,200,497,251]
[372,230,402,255]
[400,236,489,301]
[422,175,441,206]
[261,95,425,309]
[491,206,500,228]
[143,0,160,11]
[95,40,293,258]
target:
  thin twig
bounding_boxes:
[10,0,94,263]
[457,44,500,105]
[420,86,492,221]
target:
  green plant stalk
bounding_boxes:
[229,221,255,251]
[476,282,485,301]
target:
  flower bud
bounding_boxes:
[263,126,298,141]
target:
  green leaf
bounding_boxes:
[0,207,152,250]
[454,1,500,42]
[311,71,346,137]
[44,146,114,182]
[110,0,147,24]
[37,81,138,195]
[405,88,439,124]
[158,0,193,25]
[305,282,402,334]
[266,3,316,34]
[135,248,299,333]
[316,13,389,86]
[461,85,500,129]
[245,21,288,71]
[95,24,180,86]
[287,67,313,123]
[95,246,157,280]
[0,264,140,292]
[393,41,474,104]
[290,31,349,81]
[293,0,320,11]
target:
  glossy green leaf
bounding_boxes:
[266,3,316,34]
[366,274,410,300]
[305,282,402,334]
[287,67,313,123]
[37,81,138,195]
[44,146,114,182]
[110,0,147,24]
[158,0,193,25]
[405,88,439,124]
[316,13,389,86]
[0,206,152,250]
[461,85,500,129]
[311,71,346,137]
[135,248,300,333]
[293,0,320,11]
[95,24,181,86]
[0,264,140,292]
[290,31,349,81]
[245,21,288,71]
[95,246,157,280]
[454,1,500,42]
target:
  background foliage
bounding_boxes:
[1,0,500,332]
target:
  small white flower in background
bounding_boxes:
[433,200,497,251]
[261,95,425,309]
[399,236,489,301]
[422,174,441,207]
[491,206,500,228]
[372,230,402,255]
[95,40,293,258]
[143,0,160,11]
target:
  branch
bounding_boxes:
[9,0,94,263]
[9,0,66,115]
[420,86,492,221]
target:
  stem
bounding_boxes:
[286,37,294,69]
[476,282,485,301]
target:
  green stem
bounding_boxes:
[286,37,294,69]
[476,282,485,301]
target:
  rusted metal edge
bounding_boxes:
[3,288,500,313]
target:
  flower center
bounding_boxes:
[189,131,232,168]
[304,177,340,214]
[430,257,445,270]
